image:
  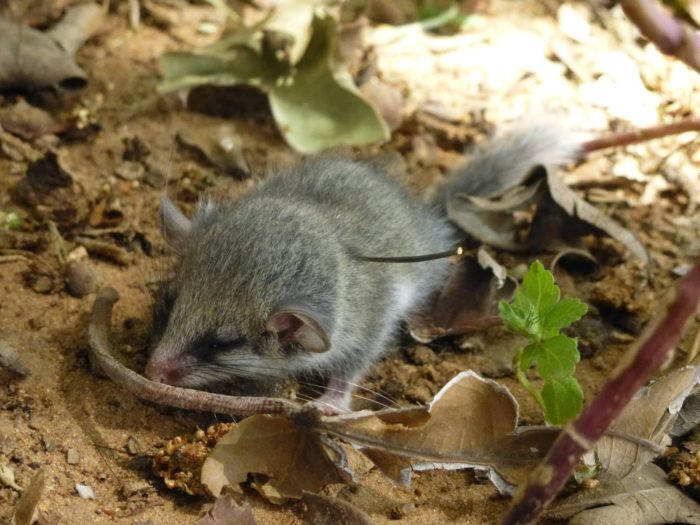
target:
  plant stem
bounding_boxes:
[501,260,700,525]
[514,347,545,412]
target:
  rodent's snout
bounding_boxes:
[144,355,185,385]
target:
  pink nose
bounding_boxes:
[144,357,184,384]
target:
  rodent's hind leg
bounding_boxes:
[310,374,358,415]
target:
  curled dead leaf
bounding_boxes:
[446,158,649,264]
[408,252,513,343]
[0,4,104,90]
[201,414,353,500]
[547,463,700,525]
[178,123,249,176]
[323,371,558,494]
[12,468,45,525]
[595,366,700,478]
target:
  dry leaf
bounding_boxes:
[302,491,374,525]
[1,464,22,491]
[325,371,557,494]
[195,492,257,525]
[0,4,104,90]
[446,161,649,264]
[178,123,249,176]
[595,366,700,478]
[547,463,700,525]
[200,372,555,501]
[408,254,513,343]
[12,469,45,525]
[673,387,700,437]
[545,169,649,264]
[201,415,353,500]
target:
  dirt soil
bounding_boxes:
[2,1,700,524]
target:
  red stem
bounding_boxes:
[501,261,700,525]
[583,118,700,152]
[620,0,700,73]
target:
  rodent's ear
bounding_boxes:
[266,308,330,353]
[159,196,192,245]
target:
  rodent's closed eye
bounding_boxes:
[190,331,247,359]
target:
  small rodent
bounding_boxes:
[145,124,581,412]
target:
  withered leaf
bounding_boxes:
[12,468,45,525]
[0,4,104,90]
[595,366,700,478]
[545,169,649,264]
[201,414,352,500]
[446,155,649,263]
[195,492,257,525]
[547,463,700,525]
[325,371,557,494]
[408,253,512,343]
[177,123,249,176]
[302,492,374,525]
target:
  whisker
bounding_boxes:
[331,379,401,408]
[297,378,399,408]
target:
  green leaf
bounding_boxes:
[159,9,389,154]
[517,261,559,315]
[537,335,580,380]
[541,298,588,338]
[519,342,540,373]
[509,261,560,339]
[498,300,527,335]
[541,377,584,425]
[268,14,389,153]
[159,47,285,92]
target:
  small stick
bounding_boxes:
[620,0,700,74]
[583,117,700,153]
[88,287,302,417]
[501,260,700,525]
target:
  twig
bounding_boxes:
[583,117,700,152]
[88,287,302,417]
[501,260,700,525]
[620,0,700,74]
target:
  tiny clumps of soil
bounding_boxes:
[2,1,700,524]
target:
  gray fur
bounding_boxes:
[147,155,453,394]
[439,122,582,201]
[146,124,581,407]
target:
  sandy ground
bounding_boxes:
[1,1,700,524]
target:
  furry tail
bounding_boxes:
[439,122,584,202]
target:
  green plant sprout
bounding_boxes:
[499,261,588,425]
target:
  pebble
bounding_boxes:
[75,483,95,499]
[66,448,80,465]
[65,261,98,297]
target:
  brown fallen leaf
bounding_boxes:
[195,492,257,525]
[12,468,45,525]
[408,251,514,343]
[201,414,353,501]
[595,366,700,478]
[446,158,649,263]
[546,463,700,525]
[200,371,556,501]
[177,123,249,177]
[672,386,700,437]
[323,371,558,494]
[302,491,374,525]
[0,4,104,90]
